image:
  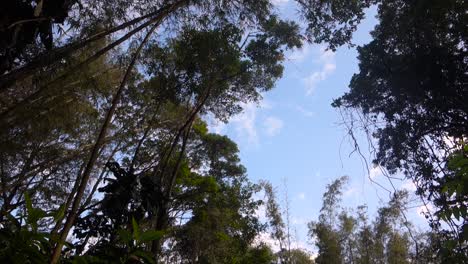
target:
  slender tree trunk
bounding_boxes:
[49,18,164,263]
[1,147,38,217]
[149,89,210,258]
[349,239,355,264]
[81,141,122,210]
[1,12,161,120]
[0,0,187,90]
[0,154,7,222]
[50,161,87,238]
[283,178,292,263]
[129,110,159,171]
[50,141,110,237]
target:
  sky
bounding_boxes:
[207,1,431,254]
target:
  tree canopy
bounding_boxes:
[0,0,466,263]
[309,177,440,264]
[331,0,467,260]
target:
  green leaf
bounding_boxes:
[448,183,456,197]
[131,250,156,264]
[117,229,133,244]
[29,208,46,231]
[441,185,449,194]
[132,217,140,241]
[139,230,164,243]
[443,239,456,250]
[456,182,464,197]
[5,212,20,228]
[192,120,208,135]
[54,204,66,222]
[453,207,460,220]
[24,192,47,231]
[460,205,467,219]
[72,257,89,264]
[445,208,452,220]
[24,193,33,215]
[462,223,468,243]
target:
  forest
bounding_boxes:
[0,0,466,263]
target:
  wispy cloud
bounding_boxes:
[369,165,383,179]
[254,232,282,252]
[417,203,434,219]
[288,46,311,62]
[231,102,259,145]
[344,186,359,197]
[206,113,226,134]
[228,99,273,145]
[297,192,306,200]
[303,47,336,95]
[295,105,315,117]
[255,204,267,222]
[263,116,284,137]
[401,180,417,192]
[271,0,290,6]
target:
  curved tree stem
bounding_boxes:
[0,0,187,91]
[49,18,163,264]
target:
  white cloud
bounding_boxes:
[401,180,417,192]
[295,105,315,117]
[263,116,284,137]
[255,204,268,222]
[443,135,456,148]
[288,46,311,62]
[344,186,359,197]
[417,204,434,219]
[297,192,306,200]
[271,0,289,6]
[206,114,226,134]
[369,165,383,179]
[230,102,259,144]
[254,232,281,252]
[260,98,273,110]
[319,47,335,62]
[255,203,315,256]
[303,47,336,95]
[291,216,308,225]
[254,231,313,254]
[215,97,274,146]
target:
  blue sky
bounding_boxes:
[207,1,431,253]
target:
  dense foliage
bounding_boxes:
[0,0,465,263]
[330,0,467,260]
[0,0,317,262]
[309,177,441,264]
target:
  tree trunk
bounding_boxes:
[0,0,188,91]
[49,16,165,263]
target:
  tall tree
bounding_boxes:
[308,176,347,264]
[72,119,263,263]
[309,178,432,264]
[1,4,306,261]
[311,0,468,259]
[261,181,288,263]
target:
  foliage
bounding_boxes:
[289,249,315,264]
[261,180,287,257]
[308,177,436,264]
[297,0,378,50]
[327,0,467,260]
[0,1,309,260]
[239,244,276,264]
[0,0,77,74]
[1,0,464,262]
[0,194,54,263]
[308,177,347,264]
[68,116,264,263]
